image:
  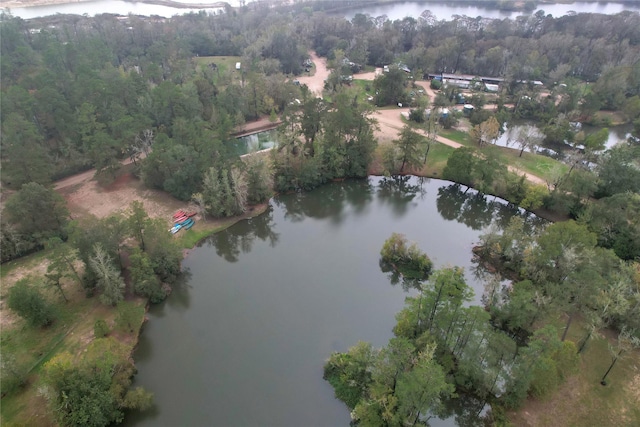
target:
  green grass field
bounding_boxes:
[439,128,568,182]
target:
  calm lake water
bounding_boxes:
[7,0,640,20]
[125,177,544,426]
[338,1,640,21]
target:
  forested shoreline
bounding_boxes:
[1,2,640,425]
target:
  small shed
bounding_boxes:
[235,62,241,71]
[463,104,475,115]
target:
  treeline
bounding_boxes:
[324,232,628,425]
[2,5,639,185]
[2,4,639,261]
[435,127,640,260]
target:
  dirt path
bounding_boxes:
[296,51,330,96]
[353,68,383,81]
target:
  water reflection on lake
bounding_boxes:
[125,177,545,427]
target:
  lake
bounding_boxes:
[337,1,640,22]
[124,176,545,426]
[7,0,640,20]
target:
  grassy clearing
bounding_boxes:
[192,55,242,85]
[508,319,640,426]
[370,140,454,178]
[439,128,568,182]
[0,249,50,280]
[440,128,473,146]
[352,79,376,104]
[193,55,242,74]
[421,142,456,177]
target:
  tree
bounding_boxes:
[45,237,82,286]
[141,219,183,284]
[128,247,166,303]
[472,151,506,194]
[42,339,153,427]
[373,67,407,106]
[8,278,56,327]
[442,147,477,185]
[469,116,500,147]
[45,270,68,303]
[244,155,273,205]
[4,182,69,239]
[596,142,640,198]
[348,338,453,426]
[380,233,433,284]
[200,167,244,218]
[89,244,125,306]
[514,124,543,157]
[600,328,640,386]
[127,201,149,251]
[0,112,53,187]
[323,341,375,410]
[394,125,428,173]
[524,221,600,341]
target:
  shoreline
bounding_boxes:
[2,0,226,10]
[2,0,93,9]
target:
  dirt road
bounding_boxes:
[296,51,330,95]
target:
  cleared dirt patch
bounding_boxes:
[58,168,185,222]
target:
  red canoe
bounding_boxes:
[173,210,186,218]
[174,215,187,223]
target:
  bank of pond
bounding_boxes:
[124,176,547,426]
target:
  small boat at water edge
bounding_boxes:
[170,218,194,234]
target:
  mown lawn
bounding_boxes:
[439,128,568,182]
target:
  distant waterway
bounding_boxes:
[124,176,545,427]
[6,0,640,21]
[337,1,640,21]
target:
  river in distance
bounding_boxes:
[124,176,545,427]
[6,0,640,20]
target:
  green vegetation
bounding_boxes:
[7,279,56,327]
[2,3,640,425]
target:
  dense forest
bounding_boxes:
[2,2,639,261]
[1,2,640,425]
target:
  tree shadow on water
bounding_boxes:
[437,184,501,230]
[376,175,426,218]
[202,207,280,263]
